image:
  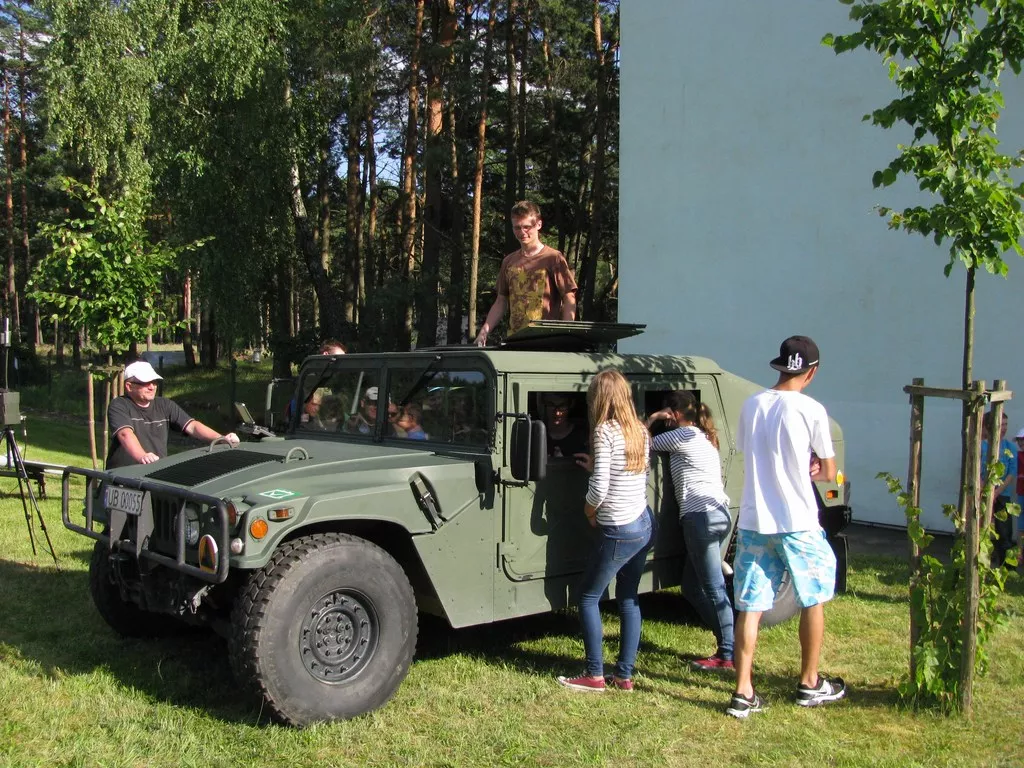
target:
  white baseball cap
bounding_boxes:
[124,360,163,383]
[1016,428,1024,440]
[364,386,378,401]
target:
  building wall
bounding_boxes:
[619,1,1024,530]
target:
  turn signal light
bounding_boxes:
[268,507,294,521]
[226,501,238,526]
[249,518,269,539]
[826,489,838,500]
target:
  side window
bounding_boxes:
[532,391,589,458]
[643,389,703,437]
[296,365,380,436]
[389,367,492,446]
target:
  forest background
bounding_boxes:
[0,0,620,378]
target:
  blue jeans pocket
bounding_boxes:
[612,535,646,562]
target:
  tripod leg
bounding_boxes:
[7,427,58,568]
[6,429,37,555]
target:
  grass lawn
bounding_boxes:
[0,417,1021,767]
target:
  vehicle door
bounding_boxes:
[499,374,592,581]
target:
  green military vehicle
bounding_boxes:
[61,323,851,726]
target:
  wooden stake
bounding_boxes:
[907,378,925,678]
[86,370,97,470]
[959,380,985,715]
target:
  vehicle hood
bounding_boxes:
[100,438,478,500]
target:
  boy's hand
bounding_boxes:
[574,452,593,473]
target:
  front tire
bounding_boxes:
[88,541,186,637]
[229,532,418,726]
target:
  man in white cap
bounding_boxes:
[106,360,239,469]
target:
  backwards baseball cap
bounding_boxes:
[769,335,820,374]
[124,360,163,383]
[364,386,379,401]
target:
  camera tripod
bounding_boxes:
[3,423,58,568]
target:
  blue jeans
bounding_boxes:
[577,507,655,679]
[681,503,735,660]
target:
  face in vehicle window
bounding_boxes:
[296,365,379,436]
[388,368,491,446]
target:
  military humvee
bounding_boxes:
[61,323,851,726]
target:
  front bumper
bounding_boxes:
[61,466,231,584]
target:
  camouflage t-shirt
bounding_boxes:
[497,246,578,336]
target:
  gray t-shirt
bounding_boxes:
[106,396,194,469]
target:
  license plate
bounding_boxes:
[105,485,146,516]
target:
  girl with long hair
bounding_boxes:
[557,369,654,692]
[647,390,735,671]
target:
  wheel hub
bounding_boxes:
[300,589,378,683]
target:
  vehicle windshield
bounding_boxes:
[291,359,493,447]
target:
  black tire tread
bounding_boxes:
[229,532,418,726]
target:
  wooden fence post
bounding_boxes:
[86,369,97,470]
[907,377,925,678]
[960,379,985,715]
[982,380,1006,535]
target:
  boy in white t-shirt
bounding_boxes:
[726,336,847,718]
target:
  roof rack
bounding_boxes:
[498,321,646,352]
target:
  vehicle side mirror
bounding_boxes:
[510,416,547,482]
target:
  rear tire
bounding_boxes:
[759,571,800,628]
[229,532,418,726]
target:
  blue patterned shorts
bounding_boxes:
[733,528,837,612]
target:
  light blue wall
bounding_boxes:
[620,1,1024,530]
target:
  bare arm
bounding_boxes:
[475,294,508,346]
[184,420,239,447]
[811,456,837,483]
[561,290,577,320]
[114,428,161,465]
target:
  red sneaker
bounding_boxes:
[606,676,634,691]
[690,655,735,673]
[557,674,606,692]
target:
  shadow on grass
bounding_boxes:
[0,558,260,726]
[0,548,929,726]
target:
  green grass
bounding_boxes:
[0,417,1022,767]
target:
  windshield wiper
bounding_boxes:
[396,354,443,406]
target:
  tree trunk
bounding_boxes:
[365,108,379,308]
[72,328,82,369]
[503,0,519,252]
[399,0,425,349]
[17,25,30,345]
[468,0,497,339]
[284,76,347,340]
[580,0,612,319]
[516,0,529,202]
[417,0,457,347]
[54,320,64,366]
[345,109,362,326]
[540,17,563,253]
[2,66,15,329]
[318,134,341,325]
[182,271,196,368]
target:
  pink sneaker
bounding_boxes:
[690,655,735,673]
[606,676,634,691]
[557,674,606,692]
